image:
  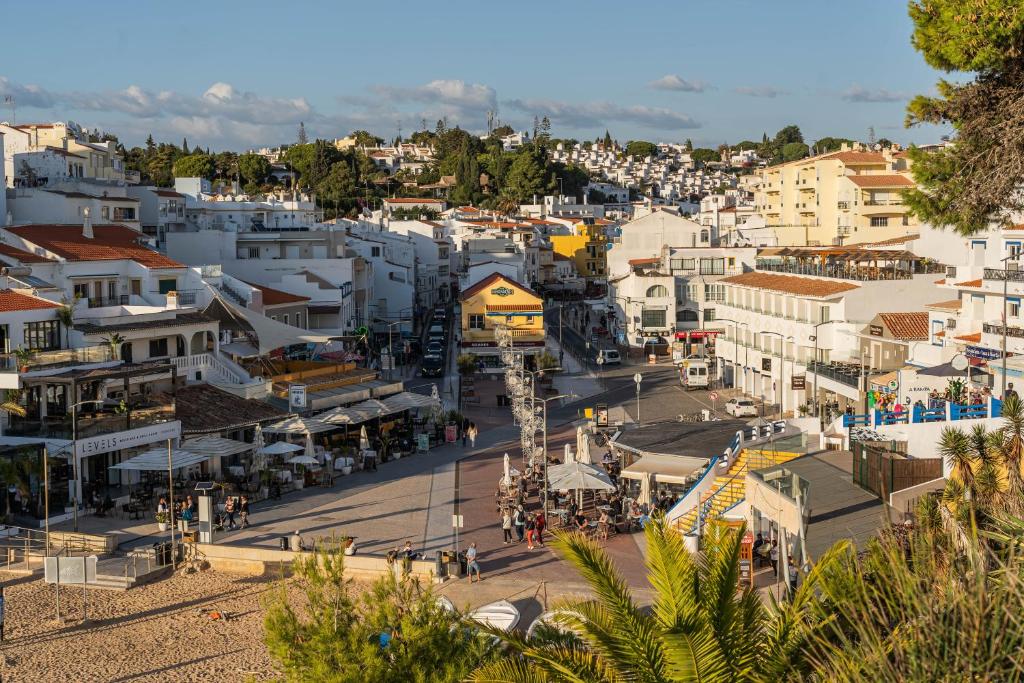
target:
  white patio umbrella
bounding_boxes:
[261,441,304,456]
[564,443,573,463]
[547,462,615,492]
[360,425,370,451]
[287,454,320,466]
[305,433,316,460]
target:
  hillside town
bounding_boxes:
[0,2,1022,681]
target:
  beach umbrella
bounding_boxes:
[262,441,304,456]
[547,462,615,492]
[360,425,370,451]
[286,455,319,466]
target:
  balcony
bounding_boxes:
[87,295,130,308]
[983,322,1024,339]
[755,261,915,281]
[2,345,114,373]
[806,360,863,389]
[983,268,1024,283]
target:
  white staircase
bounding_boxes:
[171,352,269,399]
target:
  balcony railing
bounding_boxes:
[983,322,1024,339]
[983,268,1024,283]
[863,199,905,206]
[2,345,114,372]
[806,360,863,389]
[87,295,130,308]
[755,261,914,281]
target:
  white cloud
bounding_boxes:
[841,84,909,103]
[505,98,700,130]
[648,74,711,93]
[735,85,789,98]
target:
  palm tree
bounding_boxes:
[55,296,77,349]
[0,390,26,419]
[939,426,976,497]
[996,394,1024,505]
[471,517,828,682]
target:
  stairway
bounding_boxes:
[673,448,801,535]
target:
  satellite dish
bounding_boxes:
[951,355,969,372]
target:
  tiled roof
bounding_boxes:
[845,174,914,188]
[955,279,983,288]
[955,332,982,343]
[852,234,920,247]
[6,224,183,269]
[878,312,929,340]
[459,272,539,302]
[242,280,310,306]
[934,279,946,285]
[935,330,945,338]
[155,190,185,198]
[628,258,660,266]
[927,299,961,311]
[0,242,52,263]
[383,198,443,204]
[175,384,288,435]
[720,271,859,298]
[0,289,60,313]
[821,151,886,164]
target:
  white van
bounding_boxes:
[596,348,620,365]
[679,359,710,390]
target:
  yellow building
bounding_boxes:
[459,272,545,366]
[549,218,608,279]
[755,145,916,247]
[9,122,126,181]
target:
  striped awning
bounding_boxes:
[181,435,255,459]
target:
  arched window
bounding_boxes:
[678,309,699,322]
[646,285,669,298]
[700,229,710,243]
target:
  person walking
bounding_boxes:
[513,504,525,543]
[525,514,537,550]
[239,495,251,528]
[770,540,779,577]
[468,422,478,449]
[461,426,468,448]
[224,495,237,530]
[534,510,546,546]
[500,508,513,544]
[466,543,482,582]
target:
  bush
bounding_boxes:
[456,354,477,376]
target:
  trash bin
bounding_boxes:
[279,536,289,551]
[435,551,447,578]
[442,550,462,577]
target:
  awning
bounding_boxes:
[202,290,331,355]
[181,436,254,459]
[261,441,304,455]
[621,453,708,483]
[0,436,73,456]
[547,462,615,491]
[220,341,260,357]
[110,448,209,471]
[384,391,442,411]
[262,416,338,435]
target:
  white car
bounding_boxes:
[724,398,758,418]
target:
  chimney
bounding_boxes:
[82,207,94,239]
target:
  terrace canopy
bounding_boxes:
[262,416,337,435]
[181,436,254,460]
[202,292,332,356]
[110,448,209,471]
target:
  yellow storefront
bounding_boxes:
[459,273,545,366]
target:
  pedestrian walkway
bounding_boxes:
[546,337,604,401]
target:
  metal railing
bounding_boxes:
[863,199,905,206]
[983,322,1024,339]
[806,360,863,388]
[984,268,1024,283]
[1,345,114,371]
[87,295,130,308]
[755,262,914,281]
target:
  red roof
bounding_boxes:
[721,271,859,298]
[0,289,60,313]
[821,151,886,164]
[955,279,983,288]
[242,281,310,306]
[0,242,52,263]
[155,190,185,198]
[877,312,929,341]
[846,174,914,188]
[459,272,539,302]
[6,224,183,269]
[628,258,660,266]
[955,332,982,343]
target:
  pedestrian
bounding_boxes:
[239,495,250,528]
[518,475,529,499]
[468,422,478,448]
[466,542,482,582]
[535,510,546,546]
[770,540,779,577]
[1006,382,1019,401]
[525,514,537,550]
[224,495,237,530]
[787,555,798,594]
[461,426,468,447]
[513,504,525,542]
[501,508,513,544]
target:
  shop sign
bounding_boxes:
[289,384,308,409]
[791,375,806,390]
[966,345,1002,360]
[75,421,182,459]
[869,325,884,337]
[490,286,515,297]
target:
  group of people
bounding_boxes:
[499,505,546,549]
[156,493,252,531]
[222,495,251,530]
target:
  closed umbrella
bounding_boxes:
[360,425,370,451]
[305,433,316,460]
[639,472,653,507]
[503,452,511,487]
[577,427,592,465]
[564,443,573,463]
[252,424,265,472]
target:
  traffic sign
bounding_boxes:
[633,372,643,384]
[709,391,719,401]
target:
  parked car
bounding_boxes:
[724,398,758,417]
[426,340,444,356]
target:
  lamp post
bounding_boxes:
[1000,254,1017,398]
[70,399,106,532]
[809,320,837,421]
[374,318,411,380]
[534,392,576,513]
[633,372,643,424]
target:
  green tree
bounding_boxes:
[773,125,803,146]
[904,0,1024,235]
[172,153,214,179]
[504,143,554,202]
[812,136,856,154]
[603,130,613,148]
[352,130,384,148]
[691,148,719,165]
[237,153,271,188]
[684,138,693,151]
[781,142,810,162]
[316,163,357,219]
[264,539,494,682]
[297,121,308,145]
[625,140,658,159]
[491,124,515,138]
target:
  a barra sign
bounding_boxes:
[75,421,182,459]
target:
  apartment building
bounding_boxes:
[549,218,609,281]
[0,122,127,183]
[459,272,545,367]
[754,144,917,246]
[606,210,707,278]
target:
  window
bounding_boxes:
[101,206,110,220]
[371,246,381,257]
[1010,298,1021,318]
[870,217,889,227]
[703,308,716,321]
[107,281,117,300]
[1009,242,1023,260]
[704,284,726,302]
[24,321,60,351]
[641,309,666,328]
[247,247,260,259]
[73,283,89,300]
[130,279,142,296]
[283,314,289,326]
[469,314,485,330]
[674,258,695,271]
[699,258,725,275]
[113,207,136,221]
[727,257,736,267]
[902,215,909,226]
[525,316,534,324]
[295,314,303,329]
[700,229,710,243]
[158,279,176,294]
[646,285,669,297]
[148,338,169,358]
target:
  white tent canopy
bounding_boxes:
[181,436,254,460]
[204,291,332,356]
[383,391,441,411]
[262,416,337,435]
[287,454,319,466]
[547,462,615,492]
[261,441,304,455]
[110,448,209,471]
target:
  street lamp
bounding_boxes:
[534,392,577,513]
[373,318,410,380]
[711,317,741,389]
[70,398,106,532]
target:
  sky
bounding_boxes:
[0,0,948,151]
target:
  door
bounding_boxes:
[121,342,133,363]
[130,279,142,296]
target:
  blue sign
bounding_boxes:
[966,345,1002,360]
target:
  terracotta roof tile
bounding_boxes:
[0,289,60,313]
[0,242,52,263]
[935,330,945,338]
[821,151,887,164]
[878,312,929,340]
[721,271,859,298]
[927,299,961,311]
[845,174,914,188]
[955,279,983,288]
[628,258,660,266]
[241,280,310,306]
[955,332,982,343]
[6,224,183,269]
[155,190,185,198]
[934,279,946,285]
